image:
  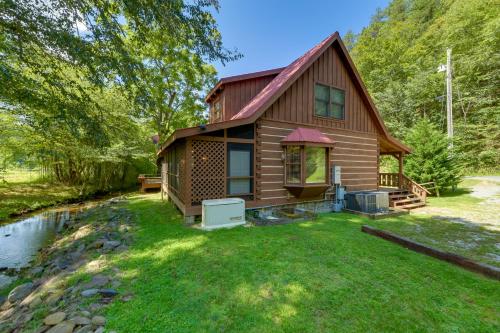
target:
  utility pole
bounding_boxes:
[438,48,453,148]
[446,48,453,147]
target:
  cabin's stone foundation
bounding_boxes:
[247,199,335,221]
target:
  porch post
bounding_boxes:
[398,152,403,188]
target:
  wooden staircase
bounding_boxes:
[387,189,425,210]
[379,173,431,210]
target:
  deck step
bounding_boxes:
[399,202,426,210]
[386,190,410,195]
[394,197,421,205]
[389,193,415,200]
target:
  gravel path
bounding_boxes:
[415,177,500,231]
[465,176,500,183]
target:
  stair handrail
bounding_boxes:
[419,181,440,197]
[402,175,430,202]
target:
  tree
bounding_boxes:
[0,0,239,140]
[130,36,218,141]
[0,0,240,191]
[347,0,500,172]
[404,118,461,191]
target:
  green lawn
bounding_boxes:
[101,194,499,332]
[0,181,80,222]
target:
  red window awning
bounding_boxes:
[281,127,334,146]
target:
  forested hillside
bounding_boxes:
[345,0,499,171]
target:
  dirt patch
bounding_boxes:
[470,180,500,199]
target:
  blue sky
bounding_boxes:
[213,0,389,78]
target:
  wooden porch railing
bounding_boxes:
[379,173,431,202]
[378,173,399,188]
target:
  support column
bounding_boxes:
[398,153,404,189]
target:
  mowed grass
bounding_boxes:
[0,170,79,221]
[364,214,500,267]
[104,194,499,333]
[366,179,500,267]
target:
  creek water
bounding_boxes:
[0,202,101,289]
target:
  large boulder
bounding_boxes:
[45,321,75,333]
[43,312,66,326]
[7,282,33,303]
[91,315,106,326]
[82,275,109,289]
[81,289,99,297]
[70,316,91,325]
[103,240,121,250]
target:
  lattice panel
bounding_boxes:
[190,140,225,205]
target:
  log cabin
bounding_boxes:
[157,32,429,222]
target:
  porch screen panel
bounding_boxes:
[166,143,186,203]
[227,143,253,196]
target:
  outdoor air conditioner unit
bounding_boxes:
[201,198,246,230]
[345,192,389,213]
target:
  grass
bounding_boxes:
[0,180,80,222]
[101,193,499,332]
[368,178,500,267]
[364,215,499,267]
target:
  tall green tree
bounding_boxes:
[130,37,218,140]
[347,0,500,171]
[404,118,461,190]
[0,0,238,141]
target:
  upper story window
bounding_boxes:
[314,83,345,120]
[211,98,222,122]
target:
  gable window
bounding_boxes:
[314,83,345,120]
[211,98,222,122]
[227,143,254,198]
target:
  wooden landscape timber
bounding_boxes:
[361,225,500,280]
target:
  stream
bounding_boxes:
[0,201,103,289]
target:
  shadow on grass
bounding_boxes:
[439,187,472,197]
[101,195,500,333]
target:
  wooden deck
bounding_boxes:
[138,175,161,192]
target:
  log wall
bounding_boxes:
[255,119,378,204]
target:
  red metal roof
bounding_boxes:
[205,67,284,102]
[281,128,334,145]
[231,33,337,120]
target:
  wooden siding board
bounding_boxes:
[221,75,276,121]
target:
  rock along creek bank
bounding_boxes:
[0,196,136,333]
